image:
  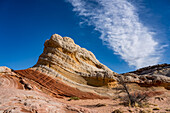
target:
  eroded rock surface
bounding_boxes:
[122,64,170,89]
[0,66,95,113]
[15,69,108,99]
[33,34,118,87]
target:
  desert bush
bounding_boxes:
[68,97,80,101]
[120,91,149,107]
[117,76,148,107]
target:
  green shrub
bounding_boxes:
[68,97,80,101]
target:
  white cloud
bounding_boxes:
[67,0,161,69]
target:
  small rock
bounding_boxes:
[139,110,147,113]
[153,107,160,110]
[95,103,106,107]
[128,109,132,112]
[112,109,123,113]
[166,109,170,111]
[24,102,27,106]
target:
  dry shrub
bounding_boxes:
[117,76,165,107]
[120,90,164,107]
[120,91,148,107]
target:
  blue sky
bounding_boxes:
[0,0,170,73]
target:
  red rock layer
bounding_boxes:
[15,69,108,99]
[0,74,23,89]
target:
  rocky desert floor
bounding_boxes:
[0,66,169,113]
[58,85,170,113]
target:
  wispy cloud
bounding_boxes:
[67,0,162,69]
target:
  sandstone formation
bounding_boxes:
[0,66,95,113]
[33,34,118,88]
[15,69,108,99]
[1,34,170,113]
[122,64,170,89]
[130,64,170,76]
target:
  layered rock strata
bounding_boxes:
[33,34,118,87]
[122,64,170,89]
[15,69,108,99]
[0,67,94,113]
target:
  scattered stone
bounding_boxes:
[139,110,147,113]
[155,97,164,101]
[112,109,123,113]
[153,107,160,110]
[146,109,153,113]
[165,109,170,111]
[95,103,106,107]
[128,109,132,112]
[24,102,27,106]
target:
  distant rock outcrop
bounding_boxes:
[122,64,170,89]
[130,64,170,76]
[33,34,118,88]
